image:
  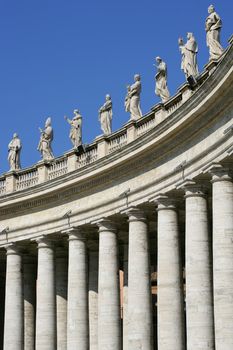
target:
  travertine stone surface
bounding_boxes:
[56,248,68,350]
[155,196,185,350]
[97,220,121,350]
[35,237,56,350]
[24,257,36,350]
[183,182,214,350]
[126,208,153,350]
[211,167,233,350]
[66,229,88,350]
[123,243,129,350]
[4,245,24,350]
[88,250,99,350]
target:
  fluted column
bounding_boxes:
[66,228,88,350]
[182,181,214,350]
[56,247,68,350]
[88,249,99,350]
[125,207,153,350]
[210,165,233,349]
[154,195,185,350]
[4,244,24,350]
[35,236,56,350]
[123,243,129,350]
[24,256,36,350]
[97,219,121,350]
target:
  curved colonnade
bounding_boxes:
[0,37,232,350]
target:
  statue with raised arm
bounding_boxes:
[8,133,22,171]
[64,109,82,148]
[155,57,170,103]
[205,5,224,60]
[98,94,113,135]
[37,117,54,161]
[128,74,142,120]
[179,33,199,80]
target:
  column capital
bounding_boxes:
[4,243,21,256]
[121,206,146,223]
[94,218,117,233]
[33,235,54,249]
[61,227,86,241]
[149,194,179,211]
[176,179,208,198]
[203,163,232,182]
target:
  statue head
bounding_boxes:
[73,109,80,115]
[187,32,193,40]
[156,56,162,63]
[45,117,52,127]
[105,94,111,101]
[13,133,18,139]
[134,74,141,82]
[208,5,215,13]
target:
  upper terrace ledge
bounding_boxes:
[0,35,232,198]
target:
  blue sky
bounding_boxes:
[0,0,232,172]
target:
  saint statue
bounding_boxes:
[154,57,170,103]
[128,74,142,120]
[124,85,131,113]
[179,33,199,80]
[37,117,54,161]
[98,94,113,136]
[8,133,22,171]
[64,109,82,148]
[205,5,224,60]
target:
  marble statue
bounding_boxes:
[154,57,170,103]
[37,117,54,161]
[124,85,131,113]
[179,33,199,80]
[128,74,142,120]
[205,5,224,60]
[8,133,22,171]
[98,95,113,135]
[64,109,82,148]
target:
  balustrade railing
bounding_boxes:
[165,94,183,115]
[77,145,98,168]
[136,114,156,137]
[16,168,39,191]
[0,178,6,195]
[48,157,68,180]
[108,131,127,154]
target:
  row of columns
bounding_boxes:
[2,165,233,350]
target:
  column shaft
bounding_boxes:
[127,208,153,350]
[4,245,24,350]
[98,220,121,350]
[185,186,214,349]
[156,198,185,350]
[67,230,88,350]
[36,237,56,350]
[56,251,68,350]
[123,243,128,350]
[88,250,98,350]
[24,258,36,350]
[212,171,233,349]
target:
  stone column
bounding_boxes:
[24,256,36,350]
[88,249,99,350]
[210,165,233,349]
[97,219,121,350]
[66,228,88,350]
[35,236,56,350]
[183,181,214,350]
[123,243,129,350]
[56,247,68,350]
[125,208,153,350]
[154,195,185,350]
[4,244,24,350]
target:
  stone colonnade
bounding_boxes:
[2,165,233,350]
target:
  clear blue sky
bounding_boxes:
[0,0,232,172]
